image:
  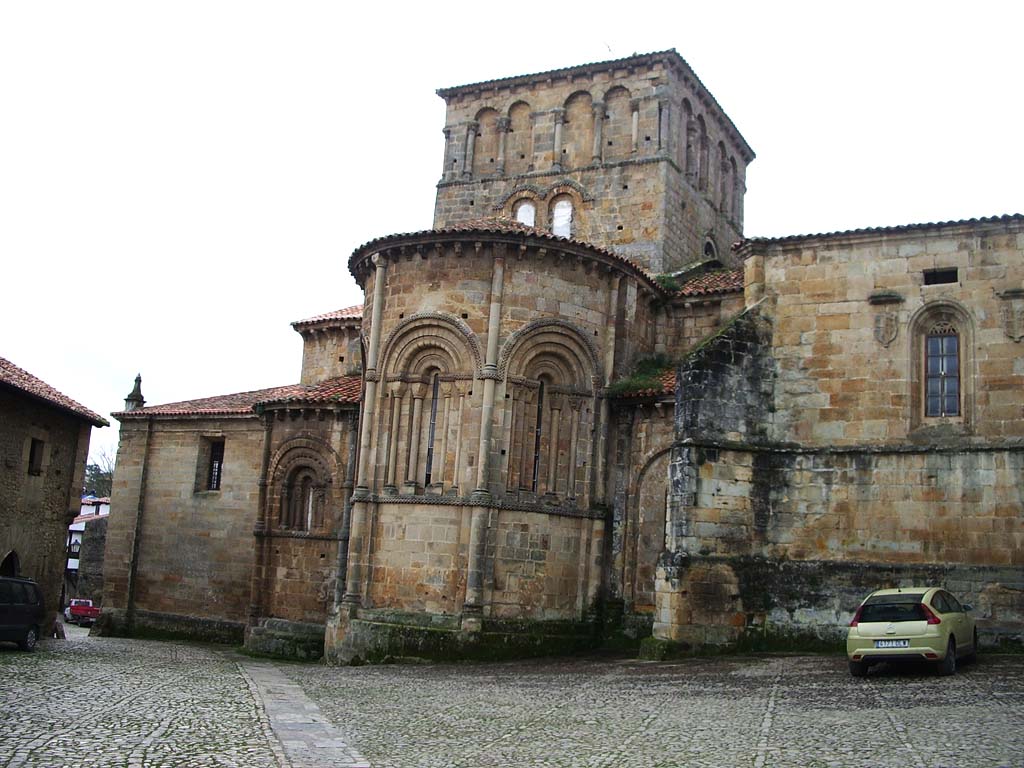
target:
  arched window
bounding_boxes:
[280,467,323,531]
[513,199,536,227]
[703,239,718,260]
[925,321,959,417]
[0,551,19,577]
[551,198,573,238]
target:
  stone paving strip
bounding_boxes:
[2,627,1023,767]
[235,656,368,768]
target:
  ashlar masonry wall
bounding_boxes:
[656,218,1024,649]
[103,416,263,641]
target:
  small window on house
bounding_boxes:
[513,199,536,227]
[551,198,573,238]
[703,240,717,259]
[924,268,958,285]
[27,438,44,476]
[925,322,959,417]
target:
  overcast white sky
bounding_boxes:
[2,2,1021,466]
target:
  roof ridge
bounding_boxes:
[0,356,108,426]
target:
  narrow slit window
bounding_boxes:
[925,323,960,417]
[27,438,44,476]
[531,381,545,492]
[207,439,225,490]
[423,374,440,485]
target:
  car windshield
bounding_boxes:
[860,593,926,623]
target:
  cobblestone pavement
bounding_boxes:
[2,628,1023,767]
[290,653,1024,768]
[0,626,362,768]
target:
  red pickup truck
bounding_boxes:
[64,599,100,626]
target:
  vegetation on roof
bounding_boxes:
[607,354,674,396]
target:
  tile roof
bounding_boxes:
[350,219,663,292]
[736,213,1024,248]
[675,268,744,297]
[0,356,108,426]
[612,369,677,399]
[292,305,363,329]
[115,376,361,419]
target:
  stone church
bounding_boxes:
[100,50,1024,661]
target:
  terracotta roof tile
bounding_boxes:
[0,356,108,426]
[350,220,663,292]
[292,305,363,328]
[735,213,1024,248]
[613,369,677,399]
[676,268,744,296]
[115,376,362,419]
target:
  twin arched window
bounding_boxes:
[280,467,324,531]
[510,196,573,237]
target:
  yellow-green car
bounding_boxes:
[847,587,978,677]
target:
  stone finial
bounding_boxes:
[124,374,145,412]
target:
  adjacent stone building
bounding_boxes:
[101,50,1023,661]
[1,356,108,632]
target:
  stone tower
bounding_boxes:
[434,50,754,274]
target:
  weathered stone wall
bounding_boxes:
[102,416,263,638]
[298,325,363,385]
[75,516,108,604]
[434,52,750,274]
[655,218,1024,649]
[486,510,603,622]
[0,389,92,630]
[756,220,1024,445]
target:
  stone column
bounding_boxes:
[518,387,536,490]
[551,109,565,172]
[593,272,621,504]
[441,127,452,180]
[685,118,697,182]
[451,382,467,492]
[545,395,563,495]
[384,382,405,494]
[247,412,275,630]
[591,101,605,164]
[630,99,640,154]
[333,410,359,604]
[465,245,506,627]
[344,253,387,608]
[496,117,510,175]
[566,396,582,500]
[404,382,427,492]
[435,381,452,491]
[462,121,478,179]
[658,99,671,156]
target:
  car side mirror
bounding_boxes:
[963,603,973,612]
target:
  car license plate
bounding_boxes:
[874,639,909,648]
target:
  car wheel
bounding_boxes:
[848,659,869,678]
[965,629,978,664]
[18,626,39,652]
[937,638,956,676]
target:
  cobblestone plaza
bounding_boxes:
[1,629,1022,767]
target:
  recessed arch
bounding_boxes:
[379,312,482,376]
[499,318,600,391]
[506,100,533,175]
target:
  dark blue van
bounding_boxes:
[0,577,46,651]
